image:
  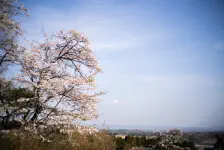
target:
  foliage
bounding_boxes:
[1,29,104,135]
[0,78,34,130]
[0,0,103,140]
[0,130,115,150]
[115,135,161,149]
[114,129,197,150]
[116,137,125,150]
[214,134,224,150]
[0,0,28,73]
[174,140,196,150]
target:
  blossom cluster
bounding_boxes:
[14,29,103,133]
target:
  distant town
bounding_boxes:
[108,128,224,149]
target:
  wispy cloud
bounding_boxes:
[141,74,222,86]
[22,3,179,52]
[214,41,224,51]
[19,0,224,128]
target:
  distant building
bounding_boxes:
[201,138,217,145]
[196,138,217,150]
[115,134,126,139]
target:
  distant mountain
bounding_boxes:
[81,122,224,132]
[96,124,224,132]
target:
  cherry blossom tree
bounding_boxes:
[0,0,32,132]
[0,0,28,74]
[13,29,103,133]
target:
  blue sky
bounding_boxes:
[18,0,224,129]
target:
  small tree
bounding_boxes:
[13,29,103,134]
[165,129,182,144]
[0,78,34,130]
[116,137,125,150]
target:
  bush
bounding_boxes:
[0,130,115,150]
